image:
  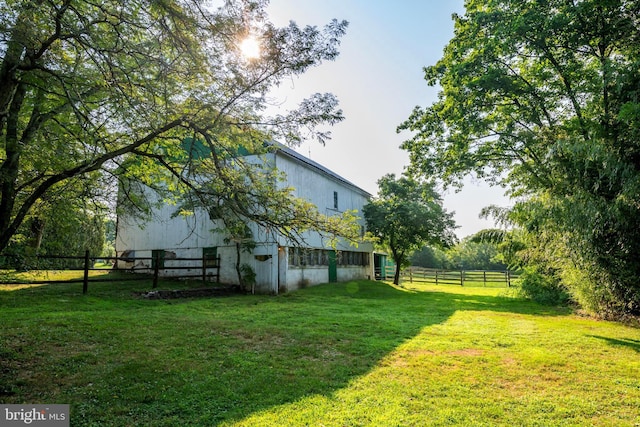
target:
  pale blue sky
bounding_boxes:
[266,1,509,238]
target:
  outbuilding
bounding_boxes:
[115,143,374,294]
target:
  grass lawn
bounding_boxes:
[1,277,639,426]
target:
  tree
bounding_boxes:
[400,0,640,316]
[1,172,108,268]
[410,245,447,269]
[363,173,456,285]
[35,200,105,267]
[0,0,350,254]
[446,236,506,271]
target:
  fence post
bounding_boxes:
[202,253,207,285]
[435,270,439,285]
[483,271,487,287]
[83,250,90,295]
[460,270,464,286]
[409,268,413,283]
[153,252,159,289]
[507,270,511,287]
[216,255,221,283]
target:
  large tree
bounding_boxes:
[400,0,640,315]
[363,173,456,285]
[0,0,351,254]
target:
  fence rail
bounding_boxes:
[395,266,518,287]
[0,251,221,294]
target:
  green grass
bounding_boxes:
[406,279,512,288]
[1,278,639,426]
[0,268,112,283]
[401,269,516,288]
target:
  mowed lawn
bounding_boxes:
[1,278,639,426]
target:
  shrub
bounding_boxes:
[240,263,256,291]
[516,267,569,306]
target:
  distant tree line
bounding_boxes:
[410,233,507,272]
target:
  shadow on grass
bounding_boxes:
[0,279,569,426]
[588,335,640,352]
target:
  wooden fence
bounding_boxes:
[394,266,517,287]
[0,251,221,294]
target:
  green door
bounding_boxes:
[328,250,337,283]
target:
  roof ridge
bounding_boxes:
[268,142,371,197]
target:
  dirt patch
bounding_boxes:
[448,348,485,357]
[138,286,242,299]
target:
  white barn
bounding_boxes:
[115,144,374,294]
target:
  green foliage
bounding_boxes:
[2,185,106,269]
[410,246,448,269]
[401,0,640,316]
[558,263,610,316]
[183,143,362,249]
[413,233,510,271]
[101,219,116,258]
[446,237,506,271]
[38,205,104,261]
[468,229,507,245]
[0,0,349,253]
[364,173,456,284]
[516,266,569,306]
[509,195,640,316]
[414,229,509,271]
[240,263,256,289]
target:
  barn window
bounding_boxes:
[288,247,300,266]
[320,250,329,266]
[333,191,338,209]
[203,247,218,267]
[287,247,334,267]
[334,251,370,266]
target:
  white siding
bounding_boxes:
[273,152,370,251]
[115,147,374,294]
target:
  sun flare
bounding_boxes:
[239,36,261,59]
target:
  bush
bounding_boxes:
[516,267,569,306]
[560,263,635,319]
[240,263,256,291]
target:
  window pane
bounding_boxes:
[203,247,218,267]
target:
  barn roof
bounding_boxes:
[270,142,372,198]
[179,137,371,197]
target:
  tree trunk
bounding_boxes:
[393,264,401,286]
[0,29,26,136]
[0,82,26,244]
[29,217,46,250]
[391,246,404,286]
[234,241,244,288]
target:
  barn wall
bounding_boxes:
[272,152,372,253]
[115,148,374,293]
[283,265,373,292]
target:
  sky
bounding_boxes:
[265,1,510,239]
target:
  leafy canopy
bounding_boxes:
[400,0,640,315]
[0,0,352,254]
[363,173,456,285]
